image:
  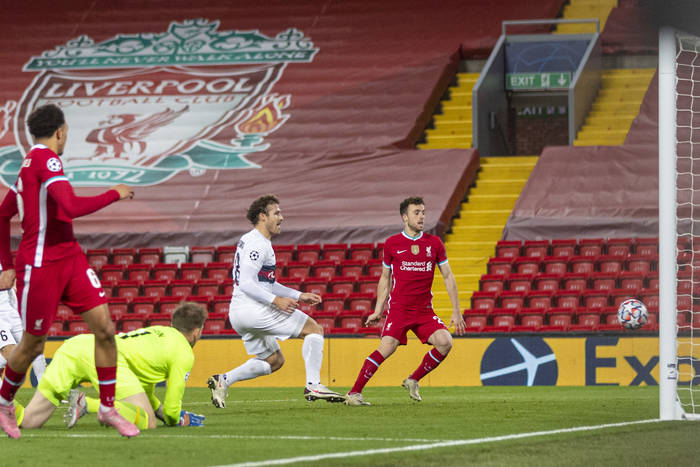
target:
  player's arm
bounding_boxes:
[47,181,133,219]
[365,266,391,326]
[438,261,465,335]
[0,189,17,289]
[237,255,300,312]
[142,382,161,413]
[160,352,194,426]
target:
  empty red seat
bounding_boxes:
[137,247,162,265]
[479,274,506,294]
[527,290,554,310]
[610,288,640,308]
[349,243,374,262]
[348,293,373,313]
[582,290,609,310]
[640,292,659,311]
[216,245,237,263]
[338,310,364,329]
[646,273,659,290]
[48,321,66,336]
[570,256,596,274]
[148,315,171,327]
[303,278,328,296]
[297,244,321,263]
[221,279,234,296]
[513,257,540,275]
[598,255,624,274]
[563,273,588,291]
[153,263,178,281]
[500,291,525,312]
[464,313,487,332]
[542,256,568,275]
[634,238,658,255]
[272,245,295,266]
[212,295,231,314]
[190,246,216,264]
[120,319,144,333]
[132,296,157,315]
[100,280,115,298]
[185,295,212,310]
[170,279,194,298]
[158,297,181,315]
[487,257,514,275]
[627,254,655,274]
[495,240,522,258]
[523,240,549,258]
[142,280,169,298]
[330,276,355,295]
[180,263,205,281]
[323,244,348,262]
[116,280,140,300]
[339,260,365,279]
[321,293,346,314]
[286,261,312,280]
[86,249,110,270]
[492,314,515,329]
[512,313,544,332]
[126,264,151,283]
[203,319,226,335]
[101,264,126,282]
[470,291,497,314]
[619,271,644,290]
[570,312,600,331]
[366,259,384,278]
[591,272,618,291]
[356,326,381,337]
[56,303,72,321]
[205,262,231,282]
[551,239,576,257]
[313,313,336,334]
[579,238,604,257]
[108,297,129,320]
[329,327,357,335]
[112,248,137,266]
[507,274,532,294]
[606,238,633,257]
[357,276,378,295]
[312,260,337,280]
[68,320,90,335]
[534,273,561,292]
[554,290,581,309]
[542,312,572,332]
[196,279,220,297]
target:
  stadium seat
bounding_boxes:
[375,243,385,260]
[286,261,312,280]
[485,257,513,275]
[273,245,295,266]
[627,254,655,274]
[185,295,212,311]
[591,272,618,291]
[523,240,549,258]
[86,248,110,270]
[170,280,195,298]
[356,326,381,337]
[640,292,659,311]
[108,297,129,320]
[533,273,561,292]
[131,296,157,315]
[330,276,355,295]
[137,247,162,265]
[312,260,337,280]
[48,321,66,336]
[142,280,169,298]
[153,263,178,281]
[303,278,328,295]
[357,276,378,295]
[205,262,231,282]
[619,271,644,290]
[607,238,633,257]
[216,245,237,263]
[67,320,90,335]
[196,279,221,297]
[527,290,554,310]
[646,273,659,290]
[570,256,596,274]
[598,255,624,274]
[463,313,487,332]
[323,244,348,262]
[339,260,365,279]
[470,291,497,314]
[190,246,216,264]
[602,311,622,330]
[492,314,515,330]
[611,288,640,308]
[542,256,568,275]
[101,264,126,282]
[148,315,171,327]
[112,248,137,266]
[120,319,144,333]
[582,290,609,310]
[479,274,506,294]
[563,273,588,291]
[181,263,205,281]
[297,244,321,263]
[163,246,189,265]
[203,319,226,335]
[554,290,581,310]
[570,312,600,331]
[634,238,658,256]
[348,293,373,313]
[512,313,544,332]
[349,243,374,262]
[499,291,525,312]
[329,327,356,335]
[495,240,521,258]
[579,238,604,257]
[100,280,115,298]
[366,259,384,278]
[313,313,336,334]
[507,274,532,294]
[221,279,234,296]
[158,297,181,315]
[678,294,693,312]
[116,280,140,300]
[513,257,539,275]
[322,293,346,314]
[126,264,151,283]
[338,310,364,329]
[551,239,576,257]
[212,295,231,314]
[277,278,301,291]
[56,304,72,321]
[542,312,572,332]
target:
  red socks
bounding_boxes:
[0,365,25,404]
[96,366,117,408]
[409,348,446,381]
[350,350,385,394]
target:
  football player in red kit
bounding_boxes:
[345,196,465,406]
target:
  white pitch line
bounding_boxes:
[213,418,662,467]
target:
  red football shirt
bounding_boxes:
[0,144,119,268]
[382,231,448,311]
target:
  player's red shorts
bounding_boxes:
[16,253,107,335]
[380,305,448,345]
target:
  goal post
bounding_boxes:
[659,27,700,420]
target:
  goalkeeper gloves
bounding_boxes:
[178,410,205,427]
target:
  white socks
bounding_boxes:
[223,358,271,388]
[302,333,324,385]
[31,355,46,382]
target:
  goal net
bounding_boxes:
[660,28,700,420]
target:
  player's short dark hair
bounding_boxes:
[171,302,207,333]
[27,104,65,139]
[399,196,425,216]
[246,194,279,225]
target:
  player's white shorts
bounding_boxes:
[0,296,23,350]
[228,297,308,359]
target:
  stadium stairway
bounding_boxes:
[574,68,655,146]
[416,72,479,149]
[554,0,617,34]
[430,156,538,323]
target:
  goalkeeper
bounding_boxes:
[15,302,207,430]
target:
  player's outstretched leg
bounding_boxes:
[402,377,422,402]
[64,389,87,428]
[0,403,19,438]
[208,374,228,408]
[304,383,345,403]
[97,407,140,437]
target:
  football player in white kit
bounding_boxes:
[0,280,46,383]
[207,195,344,406]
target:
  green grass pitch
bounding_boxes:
[4,386,700,466]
